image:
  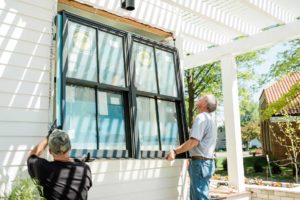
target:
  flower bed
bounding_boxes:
[212,174,296,188]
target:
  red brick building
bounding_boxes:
[259,72,300,160]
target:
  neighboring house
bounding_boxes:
[215,126,261,151]
[248,138,261,149]
[216,126,226,151]
[259,72,300,160]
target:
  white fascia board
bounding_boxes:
[184,20,300,69]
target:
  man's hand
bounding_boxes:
[165,149,176,161]
[29,138,48,157]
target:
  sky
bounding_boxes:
[215,40,293,127]
[247,41,291,102]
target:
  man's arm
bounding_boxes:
[165,137,199,161]
[29,138,48,157]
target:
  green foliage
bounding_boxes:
[222,159,228,171]
[236,50,266,144]
[184,61,222,127]
[271,164,282,175]
[253,160,264,173]
[270,39,300,78]
[184,49,266,127]
[260,39,300,85]
[269,112,300,183]
[261,80,300,120]
[8,178,45,200]
[241,121,260,143]
[215,156,294,182]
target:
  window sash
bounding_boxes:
[59,11,188,159]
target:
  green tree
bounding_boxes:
[184,61,222,127]
[184,50,265,128]
[269,112,300,183]
[269,39,300,78]
[236,50,265,145]
[241,121,260,145]
[260,39,300,117]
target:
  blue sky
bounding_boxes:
[249,41,291,102]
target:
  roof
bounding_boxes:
[262,72,300,115]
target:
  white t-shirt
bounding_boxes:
[189,112,217,158]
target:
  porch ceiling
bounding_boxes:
[73,0,300,68]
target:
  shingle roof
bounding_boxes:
[263,72,300,115]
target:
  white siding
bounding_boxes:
[0,0,56,195]
[0,1,189,199]
[88,159,189,200]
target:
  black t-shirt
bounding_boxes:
[27,155,92,200]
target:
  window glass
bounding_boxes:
[158,100,179,150]
[98,31,125,87]
[67,22,97,82]
[64,85,97,149]
[133,42,157,93]
[137,97,159,150]
[98,91,126,150]
[156,49,178,97]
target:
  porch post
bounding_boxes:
[220,54,245,192]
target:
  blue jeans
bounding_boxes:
[188,159,215,200]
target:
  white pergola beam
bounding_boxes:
[161,0,259,36]
[184,20,300,69]
[243,0,296,24]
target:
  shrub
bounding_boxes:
[271,164,282,175]
[8,178,45,200]
[222,159,228,171]
[253,160,264,173]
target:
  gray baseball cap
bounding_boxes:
[48,129,71,155]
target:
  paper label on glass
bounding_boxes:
[98,92,108,115]
[110,97,120,105]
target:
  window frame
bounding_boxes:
[57,11,188,159]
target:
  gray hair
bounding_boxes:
[48,129,71,155]
[205,94,217,112]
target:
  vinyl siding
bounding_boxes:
[0,0,56,195]
[0,1,189,199]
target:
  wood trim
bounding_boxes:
[58,0,173,38]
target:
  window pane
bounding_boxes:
[158,100,179,151]
[137,97,159,150]
[98,91,126,150]
[98,31,125,87]
[63,85,97,149]
[67,22,97,82]
[133,42,157,93]
[156,49,178,97]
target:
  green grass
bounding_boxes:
[215,155,295,182]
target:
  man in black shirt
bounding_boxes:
[27,129,92,200]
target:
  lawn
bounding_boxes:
[215,155,295,182]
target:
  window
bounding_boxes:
[56,11,188,159]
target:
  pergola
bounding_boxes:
[60,0,300,192]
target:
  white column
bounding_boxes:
[220,54,245,192]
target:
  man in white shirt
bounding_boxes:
[166,94,217,200]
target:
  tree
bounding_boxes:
[269,111,300,183]
[269,39,300,79]
[184,50,265,127]
[236,50,266,145]
[260,39,300,117]
[184,62,222,127]
[241,121,260,145]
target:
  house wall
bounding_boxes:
[0,0,189,199]
[0,0,56,194]
[269,122,300,161]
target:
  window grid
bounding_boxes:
[59,11,188,159]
